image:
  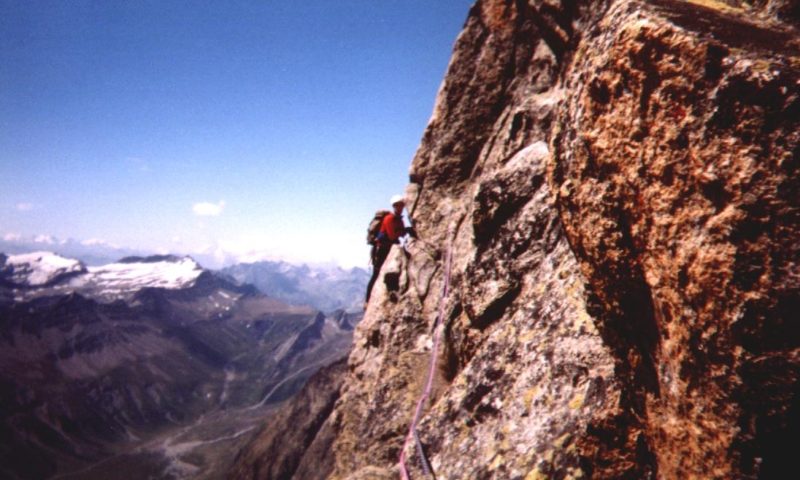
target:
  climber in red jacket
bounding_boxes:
[365,194,409,305]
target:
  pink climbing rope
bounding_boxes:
[399,234,454,480]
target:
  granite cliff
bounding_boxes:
[231,1,799,478]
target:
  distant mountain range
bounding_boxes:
[0,236,151,267]
[0,236,369,313]
[220,261,369,314]
[0,252,360,480]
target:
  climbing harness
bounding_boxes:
[398,231,454,480]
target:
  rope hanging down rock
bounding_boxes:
[399,229,454,480]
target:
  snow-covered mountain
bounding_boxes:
[1,246,370,313]
[2,252,203,301]
[1,251,86,287]
[0,251,356,480]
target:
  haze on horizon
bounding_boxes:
[0,0,473,268]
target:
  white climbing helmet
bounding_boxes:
[390,194,405,206]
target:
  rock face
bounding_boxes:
[550,2,799,478]
[231,1,799,479]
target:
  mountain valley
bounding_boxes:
[0,252,360,479]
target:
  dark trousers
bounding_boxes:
[365,242,392,303]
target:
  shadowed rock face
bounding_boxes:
[230,1,799,479]
[227,360,347,480]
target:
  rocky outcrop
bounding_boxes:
[752,0,800,25]
[551,2,799,477]
[232,1,799,479]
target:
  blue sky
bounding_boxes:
[0,0,472,268]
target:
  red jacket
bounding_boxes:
[380,213,405,243]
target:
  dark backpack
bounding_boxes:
[367,210,390,245]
